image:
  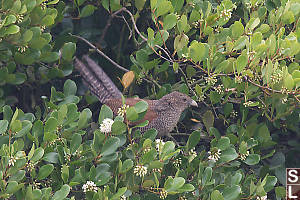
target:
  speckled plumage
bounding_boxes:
[75,56,197,137]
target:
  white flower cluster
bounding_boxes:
[214,84,224,94]
[205,76,217,86]
[243,101,254,107]
[173,157,182,168]
[134,164,148,177]
[235,76,243,84]
[17,45,28,53]
[41,1,47,10]
[152,168,162,173]
[240,151,250,161]
[16,14,24,23]
[281,97,288,104]
[117,104,130,117]
[256,195,267,200]
[270,70,283,85]
[8,156,16,167]
[26,162,35,172]
[120,195,127,200]
[100,118,114,133]
[82,181,98,193]
[40,25,46,32]
[230,110,238,118]
[143,146,151,154]
[155,139,165,153]
[188,148,197,162]
[220,9,232,21]
[159,189,168,199]
[179,196,187,200]
[208,149,221,162]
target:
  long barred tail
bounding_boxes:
[74,55,122,103]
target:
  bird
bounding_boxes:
[74,55,198,138]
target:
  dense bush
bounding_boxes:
[0,0,299,199]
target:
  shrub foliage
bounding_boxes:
[0,0,299,199]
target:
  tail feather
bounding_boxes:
[74,55,122,103]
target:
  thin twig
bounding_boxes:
[71,34,129,73]
[100,8,126,43]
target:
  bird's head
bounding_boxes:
[160,91,198,110]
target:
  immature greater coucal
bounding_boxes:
[74,55,197,138]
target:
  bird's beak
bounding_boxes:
[190,100,198,107]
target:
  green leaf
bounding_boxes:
[247,18,260,31]
[31,147,44,163]
[264,176,277,192]
[43,152,59,163]
[77,108,91,129]
[51,184,70,200]
[111,121,127,135]
[37,164,54,180]
[5,25,20,35]
[174,33,189,51]
[219,147,238,163]
[98,105,113,124]
[134,101,148,113]
[172,177,185,192]
[14,120,32,138]
[63,79,77,96]
[234,36,248,51]
[111,187,127,200]
[244,154,260,165]
[251,32,262,47]
[3,15,16,26]
[177,15,188,33]
[231,21,244,38]
[231,172,242,185]
[186,131,201,150]
[8,170,25,182]
[283,73,294,90]
[202,167,212,185]
[164,14,177,30]
[217,137,230,150]
[211,190,224,200]
[236,52,248,74]
[282,11,295,24]
[45,117,58,133]
[142,149,157,164]
[41,15,55,26]
[224,103,233,117]
[202,110,214,132]
[120,159,133,173]
[6,181,19,194]
[189,41,207,63]
[70,133,82,154]
[275,186,286,198]
[0,120,9,134]
[223,185,241,200]
[40,52,60,63]
[176,183,195,192]
[61,42,76,61]
[126,107,139,121]
[135,0,146,10]
[61,165,69,183]
[80,5,96,18]
[101,137,120,156]
[155,0,172,17]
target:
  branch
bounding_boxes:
[71,34,129,73]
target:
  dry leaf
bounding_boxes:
[122,71,135,89]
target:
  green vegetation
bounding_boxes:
[0,0,299,199]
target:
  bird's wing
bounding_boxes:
[74,55,122,103]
